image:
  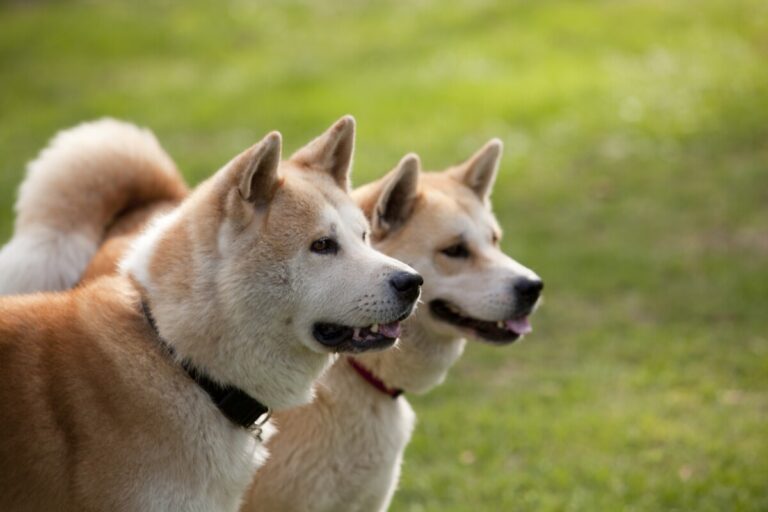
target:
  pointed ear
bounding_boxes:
[449,138,503,202]
[234,131,282,207]
[371,154,420,237]
[289,115,355,191]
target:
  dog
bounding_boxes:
[242,140,543,511]
[0,117,422,512]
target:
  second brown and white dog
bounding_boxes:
[243,141,543,511]
[0,117,422,511]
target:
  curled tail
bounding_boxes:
[0,118,188,294]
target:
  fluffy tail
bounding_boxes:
[0,118,188,294]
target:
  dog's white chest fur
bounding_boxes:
[138,432,260,512]
[320,371,415,512]
[250,361,415,512]
[119,390,277,512]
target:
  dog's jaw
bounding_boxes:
[428,299,535,344]
[354,313,466,394]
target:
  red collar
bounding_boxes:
[348,358,403,399]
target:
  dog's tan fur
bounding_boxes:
[242,142,542,511]
[0,119,188,295]
[0,276,263,512]
[0,118,420,511]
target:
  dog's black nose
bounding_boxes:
[514,278,543,310]
[390,271,423,302]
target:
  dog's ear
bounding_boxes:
[449,138,503,202]
[232,131,282,208]
[290,115,355,191]
[371,154,420,237]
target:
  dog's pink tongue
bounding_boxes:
[379,322,402,339]
[506,317,532,335]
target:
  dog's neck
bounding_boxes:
[347,357,403,398]
[354,314,466,395]
[120,208,332,411]
[140,298,271,432]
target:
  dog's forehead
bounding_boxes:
[310,203,368,237]
[334,201,368,231]
[280,166,366,230]
[419,173,500,237]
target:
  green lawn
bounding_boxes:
[1,1,767,510]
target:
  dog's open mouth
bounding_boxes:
[313,321,402,353]
[429,299,532,344]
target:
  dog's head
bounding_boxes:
[352,141,541,392]
[359,140,541,347]
[123,117,421,408]
[267,118,422,354]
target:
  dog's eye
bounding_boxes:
[441,243,470,259]
[310,237,339,255]
[362,231,368,242]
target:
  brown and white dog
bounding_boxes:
[0,117,422,511]
[242,142,543,512]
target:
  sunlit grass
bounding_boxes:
[1,0,766,510]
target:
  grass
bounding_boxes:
[1,0,767,510]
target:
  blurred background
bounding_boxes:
[1,0,766,510]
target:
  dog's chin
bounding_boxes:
[429,299,531,345]
[312,319,402,354]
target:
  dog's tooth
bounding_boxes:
[371,323,379,334]
[497,321,505,328]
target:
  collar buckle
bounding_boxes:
[247,409,273,442]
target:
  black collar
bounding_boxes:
[140,299,270,431]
